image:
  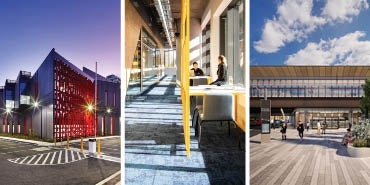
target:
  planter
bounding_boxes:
[347,145,370,158]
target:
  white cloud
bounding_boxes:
[284,31,370,65]
[254,0,369,53]
[322,0,369,23]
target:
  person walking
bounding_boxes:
[343,128,353,147]
[297,121,304,140]
[317,121,321,135]
[281,122,287,140]
[322,121,327,134]
[306,121,310,132]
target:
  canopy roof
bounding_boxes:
[251,66,370,79]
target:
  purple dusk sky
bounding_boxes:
[0,0,120,84]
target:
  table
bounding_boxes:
[189,85,246,131]
[189,76,213,85]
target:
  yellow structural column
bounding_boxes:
[180,0,190,157]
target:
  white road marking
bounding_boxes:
[65,150,68,163]
[50,152,57,165]
[34,154,44,164]
[19,156,29,164]
[27,155,37,164]
[8,149,89,166]
[58,150,62,164]
[42,153,51,165]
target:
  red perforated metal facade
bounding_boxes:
[53,60,96,140]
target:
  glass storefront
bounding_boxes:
[294,108,361,128]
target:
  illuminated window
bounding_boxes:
[113,92,116,107]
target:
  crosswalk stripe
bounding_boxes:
[27,155,36,164]
[19,156,28,164]
[71,150,75,161]
[43,153,51,165]
[65,150,68,163]
[50,152,56,165]
[34,154,44,164]
[58,150,62,164]
[8,150,87,166]
[77,151,82,160]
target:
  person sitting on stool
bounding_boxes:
[190,62,204,76]
[210,55,227,86]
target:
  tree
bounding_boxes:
[360,79,370,119]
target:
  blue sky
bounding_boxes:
[250,0,370,66]
[0,0,120,83]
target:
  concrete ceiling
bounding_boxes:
[170,0,209,19]
[130,0,209,47]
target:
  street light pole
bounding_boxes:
[95,61,97,139]
[40,106,43,139]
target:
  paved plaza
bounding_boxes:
[250,127,370,185]
[0,136,120,185]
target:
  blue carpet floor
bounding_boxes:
[125,75,245,185]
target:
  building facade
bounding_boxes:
[250,66,368,128]
[0,48,120,140]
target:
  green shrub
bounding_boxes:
[353,139,368,147]
[353,120,370,147]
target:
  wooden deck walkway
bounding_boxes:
[250,128,370,185]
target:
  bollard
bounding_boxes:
[54,136,56,147]
[97,139,101,156]
[66,135,70,149]
[80,137,84,152]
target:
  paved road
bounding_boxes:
[0,137,120,185]
[250,128,370,185]
[69,136,121,158]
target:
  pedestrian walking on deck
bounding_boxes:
[317,121,321,135]
[281,122,287,140]
[297,121,304,140]
[321,121,326,134]
[343,128,353,147]
[306,121,310,131]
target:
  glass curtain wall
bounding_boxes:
[221,0,245,87]
[294,108,361,129]
[163,49,176,68]
[250,78,364,98]
[127,29,161,95]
